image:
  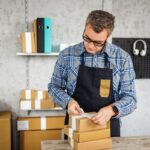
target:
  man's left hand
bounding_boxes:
[91,105,115,126]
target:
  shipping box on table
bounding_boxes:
[74,138,112,150]
[69,115,109,132]
[64,125,110,142]
[19,129,62,150]
[0,111,11,150]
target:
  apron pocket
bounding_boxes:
[100,79,110,98]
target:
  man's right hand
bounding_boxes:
[67,99,83,115]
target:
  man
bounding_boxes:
[48,10,137,137]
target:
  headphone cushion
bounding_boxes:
[140,49,146,56]
[133,48,139,55]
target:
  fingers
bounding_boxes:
[91,111,109,126]
[68,99,83,115]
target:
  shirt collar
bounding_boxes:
[77,41,112,57]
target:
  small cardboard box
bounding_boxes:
[69,115,109,132]
[74,138,112,150]
[17,116,65,131]
[0,111,11,150]
[65,125,110,143]
[20,98,55,110]
[21,89,37,100]
[20,89,50,100]
[73,128,110,143]
[19,129,62,150]
[21,32,36,53]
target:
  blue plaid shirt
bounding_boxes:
[48,42,137,118]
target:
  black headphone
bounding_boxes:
[133,40,147,56]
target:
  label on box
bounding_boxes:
[35,99,41,109]
[20,101,31,110]
[37,91,43,99]
[25,90,31,99]
[41,117,46,130]
[17,120,29,131]
[69,128,73,138]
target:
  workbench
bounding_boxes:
[41,136,150,150]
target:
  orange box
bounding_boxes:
[64,125,110,142]
[74,138,112,150]
[19,129,62,150]
[17,116,65,131]
[69,114,109,132]
[73,129,110,142]
[20,89,37,100]
[0,111,11,150]
[21,32,36,53]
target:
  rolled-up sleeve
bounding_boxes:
[114,54,137,118]
[48,52,71,109]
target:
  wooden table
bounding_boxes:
[41,136,150,150]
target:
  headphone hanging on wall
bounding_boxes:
[133,40,147,56]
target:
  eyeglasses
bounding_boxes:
[82,35,106,48]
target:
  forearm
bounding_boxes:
[48,82,71,109]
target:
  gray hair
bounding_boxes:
[86,10,115,34]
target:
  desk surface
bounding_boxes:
[41,136,150,150]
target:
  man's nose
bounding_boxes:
[88,42,95,49]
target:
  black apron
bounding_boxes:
[65,52,120,137]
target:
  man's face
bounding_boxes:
[83,24,109,55]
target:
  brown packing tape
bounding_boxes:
[19,130,62,150]
[0,112,11,150]
[100,79,111,97]
[73,128,110,143]
[74,138,112,150]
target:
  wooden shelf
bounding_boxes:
[17,52,59,56]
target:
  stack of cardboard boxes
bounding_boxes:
[64,113,112,150]
[20,89,59,110]
[18,89,65,150]
[17,116,65,150]
[0,111,12,150]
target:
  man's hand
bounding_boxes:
[67,99,83,115]
[91,105,115,126]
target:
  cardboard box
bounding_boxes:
[19,129,62,150]
[20,89,50,100]
[73,129,110,142]
[69,115,109,132]
[21,32,36,53]
[17,116,65,131]
[65,125,110,143]
[0,111,11,150]
[20,98,55,110]
[74,138,112,150]
[21,89,37,100]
